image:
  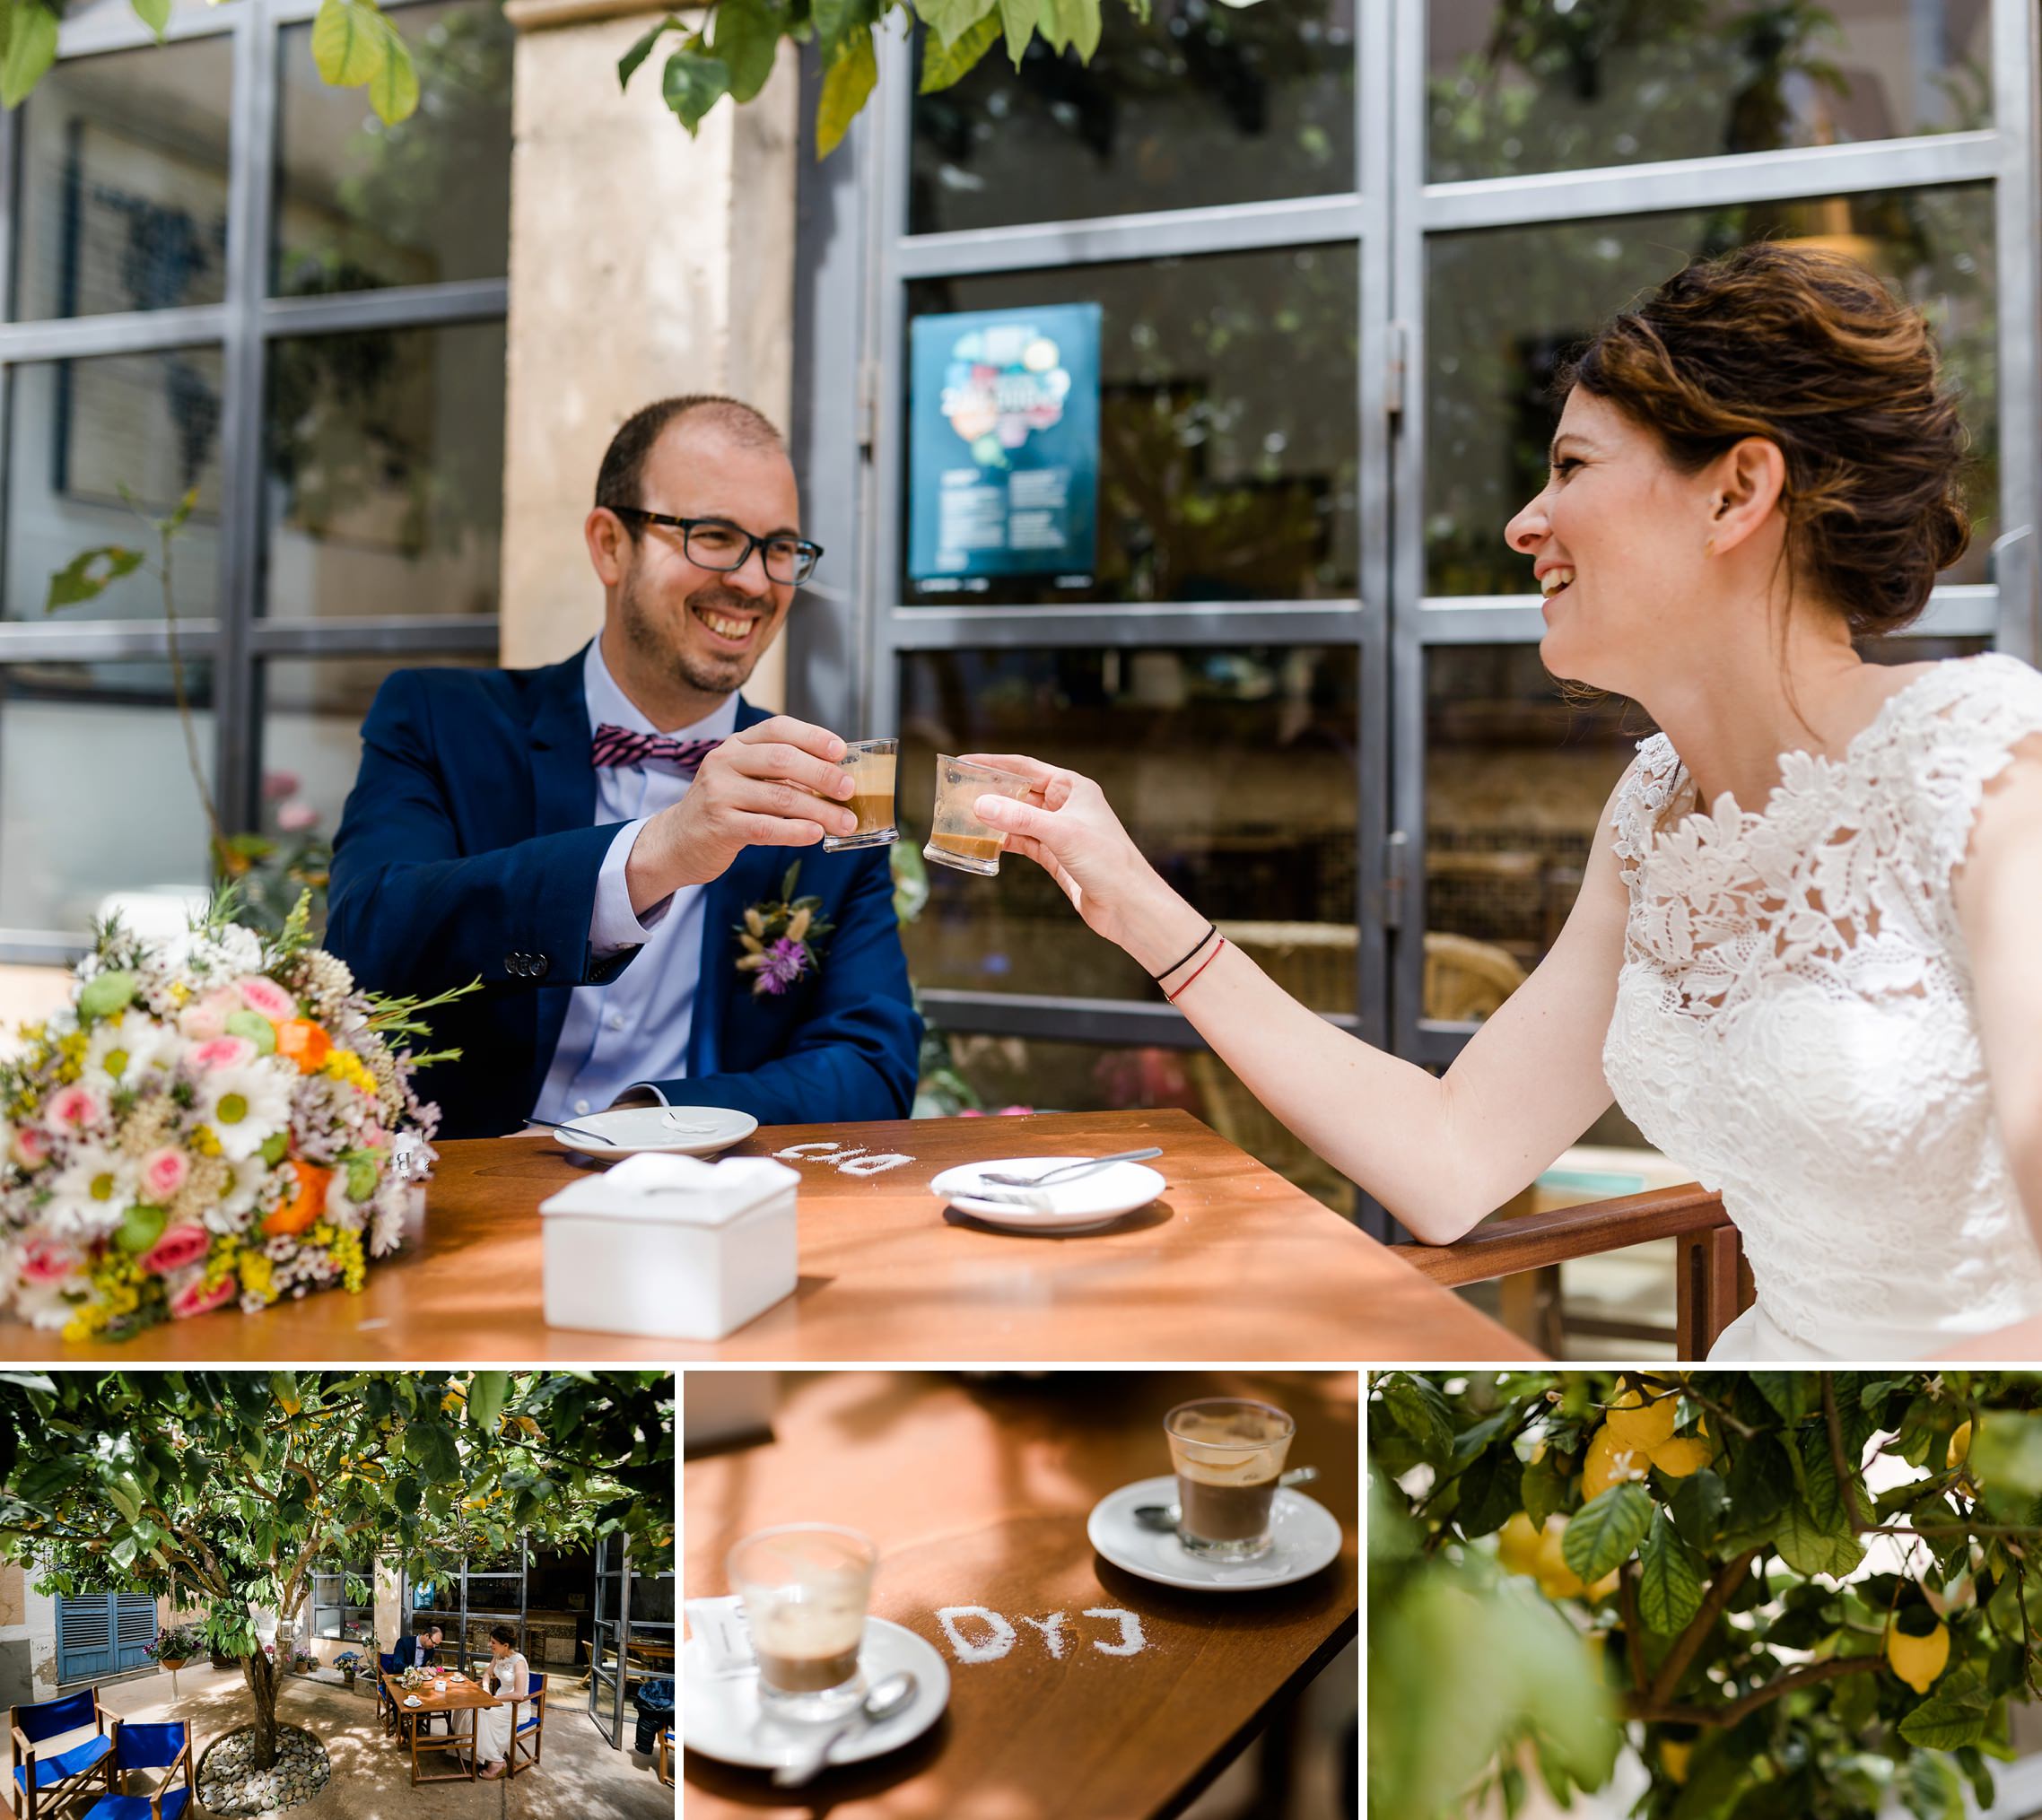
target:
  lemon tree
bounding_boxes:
[0,1370,672,1773]
[1371,1371,2042,1820]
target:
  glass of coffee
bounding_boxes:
[922,755,1034,876]
[727,1524,877,1721]
[1165,1398,1296,1562]
[823,738,899,852]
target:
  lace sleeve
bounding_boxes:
[1609,733,1683,884]
[1907,655,2042,900]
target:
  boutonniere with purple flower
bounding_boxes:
[736,864,834,997]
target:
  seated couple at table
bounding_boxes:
[326,394,920,1140]
[958,243,2042,1366]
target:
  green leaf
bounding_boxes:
[1775,1494,1866,1580]
[1454,1444,1522,1540]
[128,0,171,39]
[816,25,876,158]
[713,0,781,103]
[1751,1372,1818,1425]
[1801,1422,1857,1533]
[663,47,733,134]
[311,0,388,88]
[1900,1750,1966,1820]
[618,13,683,89]
[366,26,419,125]
[1520,1450,1566,1529]
[919,0,996,41]
[271,1372,301,1416]
[1898,1666,1993,1753]
[47,546,144,613]
[0,1,57,109]
[162,485,201,535]
[997,0,1038,65]
[920,10,1001,91]
[1561,1482,1653,1584]
[1667,1467,1726,1554]
[1041,0,1099,57]
[467,1372,509,1438]
[1637,1511,1704,1634]
[1379,1376,1453,1467]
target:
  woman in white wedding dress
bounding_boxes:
[966,241,2042,1363]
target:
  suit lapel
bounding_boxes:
[527,646,598,1084]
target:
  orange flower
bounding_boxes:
[265,1160,332,1236]
[275,1020,332,1075]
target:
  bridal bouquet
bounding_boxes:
[0,891,467,1341]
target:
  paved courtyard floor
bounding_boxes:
[39,1663,674,1818]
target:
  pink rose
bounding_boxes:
[238,977,297,1023]
[48,1085,104,1131]
[20,1237,76,1285]
[141,1225,211,1276]
[10,1126,51,1169]
[276,801,319,833]
[179,988,239,1041]
[189,1036,257,1072]
[169,1275,237,1320]
[262,770,301,801]
[141,1147,191,1201]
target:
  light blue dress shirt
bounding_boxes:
[529,639,739,1122]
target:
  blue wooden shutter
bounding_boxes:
[115,1596,157,1672]
[56,1595,113,1682]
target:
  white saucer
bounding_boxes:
[548,1105,758,1160]
[682,1616,949,1772]
[1086,1476,1343,1592]
[931,1156,1168,1232]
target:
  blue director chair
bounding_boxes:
[9,1689,112,1820]
[79,1720,190,1820]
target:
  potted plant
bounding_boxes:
[334,1649,366,1691]
[148,1623,205,1672]
[290,1649,317,1676]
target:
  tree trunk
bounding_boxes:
[240,1652,282,1772]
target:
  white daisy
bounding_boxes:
[84,1009,179,1086]
[193,1061,294,1162]
[42,1142,137,1241]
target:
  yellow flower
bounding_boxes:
[190,1126,223,1159]
[238,1251,275,1302]
[319,1050,378,1098]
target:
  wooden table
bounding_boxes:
[381,1672,494,1784]
[0,1109,1533,1362]
[684,1370,1358,1820]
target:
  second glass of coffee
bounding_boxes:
[823,738,898,852]
[923,755,1034,876]
[727,1523,877,1721]
[1165,1398,1296,1562]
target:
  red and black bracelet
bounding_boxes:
[1162,938,1226,1005]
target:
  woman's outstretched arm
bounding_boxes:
[969,756,1633,1242]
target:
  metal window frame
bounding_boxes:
[814,4,2042,1227]
[0,0,505,962]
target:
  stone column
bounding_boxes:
[499,0,800,711]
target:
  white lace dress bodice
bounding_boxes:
[1602,653,2042,1360]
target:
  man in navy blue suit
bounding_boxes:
[326,395,921,1138]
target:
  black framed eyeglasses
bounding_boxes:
[611,508,824,586]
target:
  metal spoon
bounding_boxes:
[976,1147,1164,1188]
[1133,1466,1320,1532]
[770,1671,919,1789]
[519,1117,618,1146]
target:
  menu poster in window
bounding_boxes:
[908,304,1101,586]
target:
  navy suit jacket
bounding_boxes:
[324,647,922,1139]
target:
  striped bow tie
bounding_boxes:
[590,723,725,778]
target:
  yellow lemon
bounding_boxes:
[1497,1511,1542,1577]
[1582,1425,1648,1502]
[1660,1740,1691,1785]
[1947,1421,1973,1470]
[1604,1387,1679,1451]
[1587,1568,1621,1602]
[1650,1435,1715,1478]
[1534,1518,1587,1600]
[1885,1620,1950,1695]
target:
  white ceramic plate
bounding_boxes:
[682,1616,949,1772]
[546,1105,758,1160]
[931,1156,1168,1232]
[1086,1475,1343,1593]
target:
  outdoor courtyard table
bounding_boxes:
[382,1671,494,1785]
[0,1109,1535,1363]
[684,1369,1358,1820]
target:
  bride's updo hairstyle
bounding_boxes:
[1559,241,1970,636]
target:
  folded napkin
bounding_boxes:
[540,1153,798,1227]
[684,1596,755,1678]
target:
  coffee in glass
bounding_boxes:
[923,755,1034,876]
[1164,1398,1296,1562]
[823,738,899,852]
[727,1523,878,1720]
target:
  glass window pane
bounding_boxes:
[4,351,227,623]
[262,320,506,618]
[929,1032,1357,1218]
[899,646,1357,1009]
[904,249,1359,606]
[1427,0,1993,182]
[12,36,233,322]
[910,2,1356,235]
[259,653,493,874]
[0,659,214,932]
[1425,187,1996,597]
[273,0,513,298]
